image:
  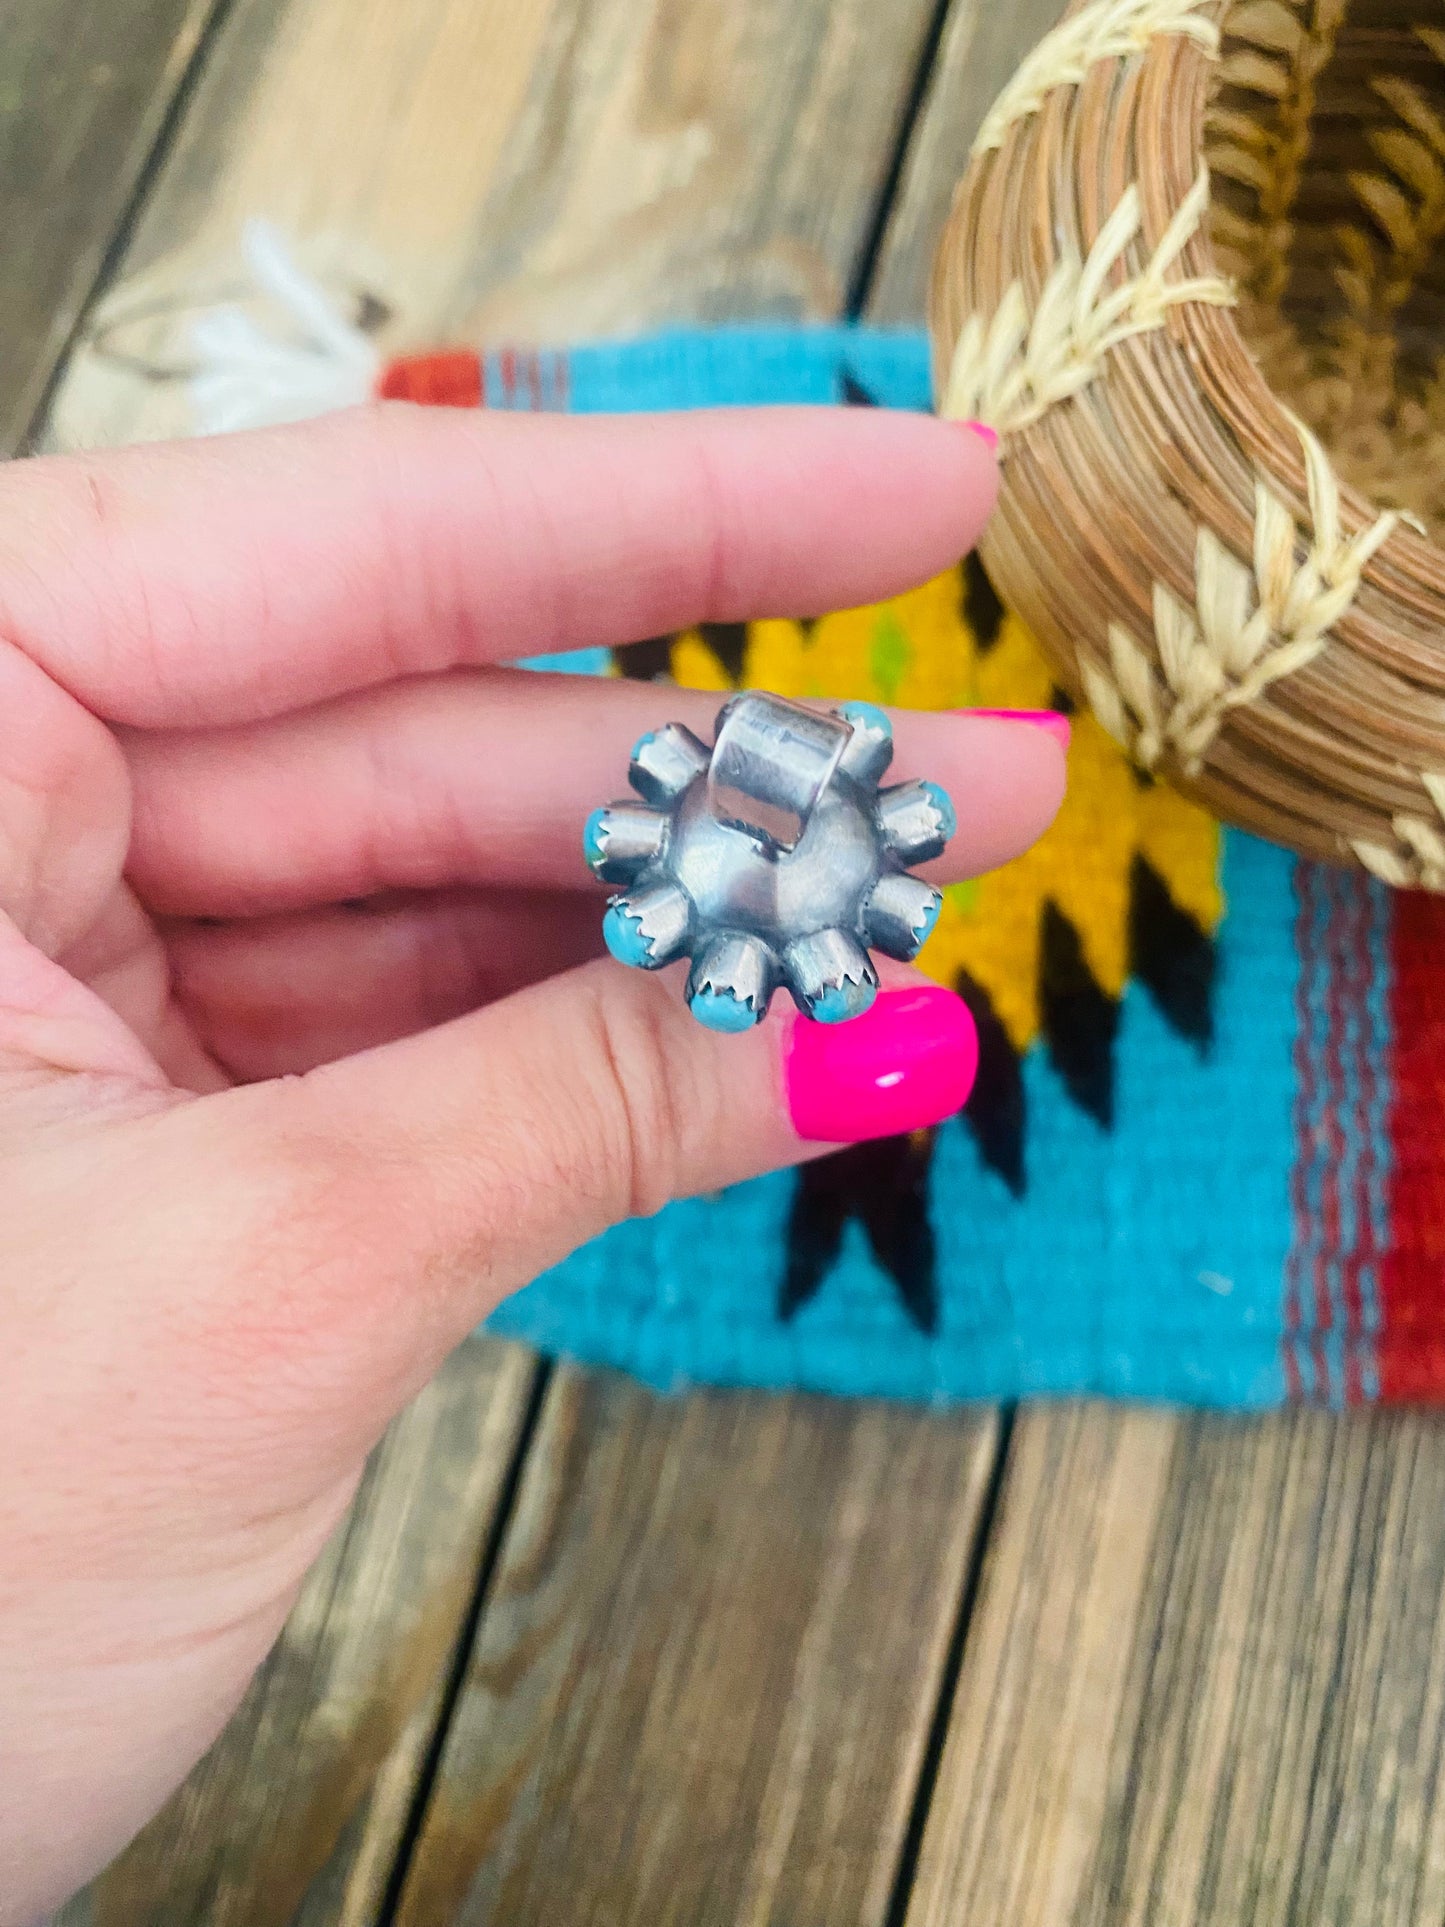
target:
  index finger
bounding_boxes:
[0,405,998,730]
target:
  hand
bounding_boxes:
[0,403,1064,1919]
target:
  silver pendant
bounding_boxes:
[584,692,954,1031]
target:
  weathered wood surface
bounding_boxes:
[38,0,1445,1916]
[904,1405,1445,1927]
[391,1,1052,1917]
[55,1339,539,1927]
[47,0,565,451]
[49,0,956,452]
[54,0,1009,1920]
[866,5,1445,1920]
[0,0,222,449]
[396,1377,997,1927]
[865,0,1067,322]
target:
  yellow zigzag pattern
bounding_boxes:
[663,569,1224,1053]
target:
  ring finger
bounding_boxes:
[126,669,1068,919]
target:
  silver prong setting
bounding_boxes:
[877,779,957,865]
[686,933,777,1032]
[602,882,693,970]
[583,802,668,884]
[834,699,894,785]
[784,928,879,1024]
[863,873,943,961]
[629,724,710,805]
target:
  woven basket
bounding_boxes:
[930,0,1445,887]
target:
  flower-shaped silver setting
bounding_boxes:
[584,692,955,1031]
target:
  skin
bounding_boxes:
[0,403,1065,1922]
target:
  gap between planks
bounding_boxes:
[0,0,229,451]
[386,0,1065,1915]
[858,3,1445,1921]
[904,1404,1445,1927]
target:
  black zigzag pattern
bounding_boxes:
[1039,900,1119,1129]
[963,552,1005,653]
[782,1133,939,1333]
[615,635,675,681]
[1129,853,1215,1050]
[957,970,1026,1195]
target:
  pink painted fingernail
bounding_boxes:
[785,985,979,1144]
[967,707,1071,749]
[959,420,999,451]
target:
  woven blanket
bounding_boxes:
[165,314,1445,1407]
[436,324,1445,1408]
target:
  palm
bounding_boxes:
[66,875,222,1088]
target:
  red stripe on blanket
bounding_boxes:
[376,350,484,408]
[1380,888,1445,1401]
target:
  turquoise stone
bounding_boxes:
[582,808,609,872]
[837,699,891,738]
[912,891,942,947]
[602,902,653,967]
[809,976,878,1024]
[689,986,761,1033]
[920,780,957,844]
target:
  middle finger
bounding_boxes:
[125,668,1068,919]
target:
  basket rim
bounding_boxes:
[938,0,1444,581]
[926,0,1445,886]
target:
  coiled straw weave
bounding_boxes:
[931,0,1445,887]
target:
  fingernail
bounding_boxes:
[785,985,979,1144]
[959,420,999,452]
[967,707,1071,749]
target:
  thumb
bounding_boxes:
[164,958,976,1445]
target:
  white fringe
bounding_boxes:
[188,222,381,435]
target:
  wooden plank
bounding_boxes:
[382,2,1031,1918]
[440,0,962,342]
[57,1338,539,1927]
[903,1404,1445,1927]
[866,10,1445,1919]
[866,11,1445,1924]
[46,0,564,451]
[900,1406,1180,1927]
[864,0,1066,323]
[51,5,584,1917]
[55,0,985,1919]
[49,0,957,452]
[395,1374,998,1927]
[0,0,222,449]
